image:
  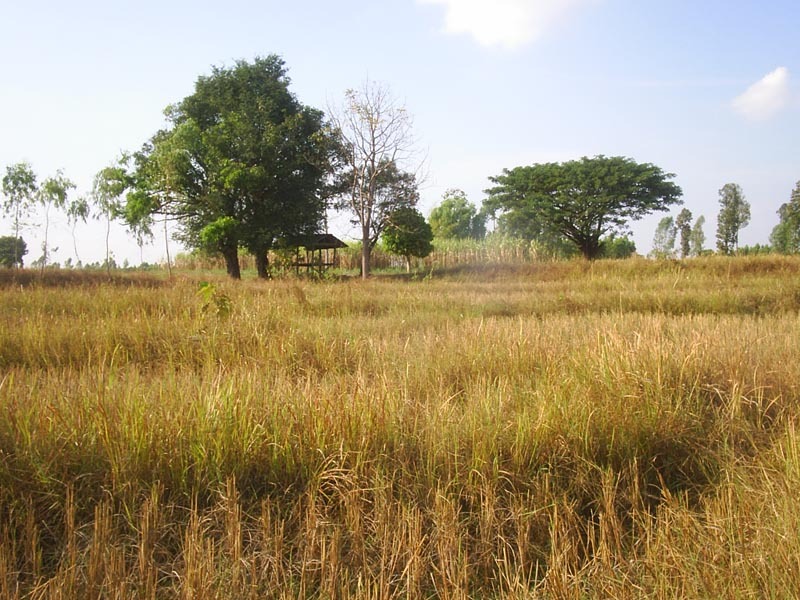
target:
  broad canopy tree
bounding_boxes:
[123,56,333,279]
[485,156,683,259]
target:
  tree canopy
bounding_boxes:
[485,156,682,259]
[429,189,485,240]
[123,56,334,278]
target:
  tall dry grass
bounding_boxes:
[0,255,799,598]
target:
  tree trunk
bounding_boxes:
[13,207,21,268]
[41,205,50,274]
[72,222,80,264]
[222,247,241,280]
[254,251,271,279]
[405,255,411,273]
[581,237,602,260]
[163,216,172,280]
[361,232,371,279]
[105,214,111,277]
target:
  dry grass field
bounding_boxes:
[1,256,800,598]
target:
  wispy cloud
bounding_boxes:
[732,67,790,121]
[632,77,745,89]
[418,0,593,50]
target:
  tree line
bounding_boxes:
[3,56,800,275]
[649,180,800,259]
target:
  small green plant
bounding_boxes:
[197,281,232,319]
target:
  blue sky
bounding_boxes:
[2,0,798,264]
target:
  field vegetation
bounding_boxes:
[1,255,800,598]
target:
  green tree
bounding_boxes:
[330,80,422,278]
[651,216,677,258]
[66,195,91,263]
[429,189,485,239]
[2,162,38,267]
[38,170,75,271]
[600,233,636,259]
[92,166,128,275]
[675,207,693,258]
[483,203,576,259]
[485,156,682,260]
[0,236,27,268]
[689,215,706,256]
[124,56,333,279]
[770,181,800,254]
[382,207,433,273]
[716,183,750,255]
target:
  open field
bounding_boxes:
[1,256,800,598]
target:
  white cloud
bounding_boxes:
[418,0,591,50]
[731,67,790,121]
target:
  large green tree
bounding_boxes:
[124,56,333,279]
[715,183,750,255]
[485,156,682,259]
[429,189,485,240]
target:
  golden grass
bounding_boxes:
[0,255,799,598]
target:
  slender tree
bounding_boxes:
[651,216,677,258]
[2,162,38,268]
[66,196,91,263]
[675,208,693,258]
[329,80,422,278]
[92,166,127,275]
[689,215,706,256]
[38,171,75,272]
[716,183,750,255]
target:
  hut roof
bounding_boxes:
[299,233,348,250]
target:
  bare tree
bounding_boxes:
[329,81,423,278]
